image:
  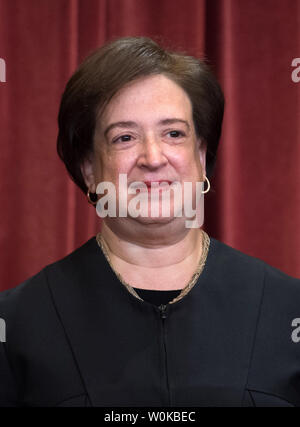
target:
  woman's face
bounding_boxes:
[83,74,206,225]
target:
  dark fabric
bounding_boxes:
[1,236,300,407]
[133,288,182,306]
[1,0,300,292]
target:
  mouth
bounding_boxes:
[129,180,175,193]
[143,180,173,188]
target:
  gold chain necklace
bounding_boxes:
[96,229,210,305]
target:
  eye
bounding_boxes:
[168,130,185,138]
[112,134,132,143]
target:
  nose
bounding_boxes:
[137,134,168,170]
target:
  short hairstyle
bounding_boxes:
[57,36,224,194]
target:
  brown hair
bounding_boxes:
[57,36,224,193]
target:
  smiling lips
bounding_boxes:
[143,180,173,188]
[131,180,174,192]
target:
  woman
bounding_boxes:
[1,36,300,407]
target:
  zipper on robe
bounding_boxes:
[158,304,171,406]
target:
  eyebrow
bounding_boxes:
[103,118,191,137]
[159,118,190,130]
[104,121,137,137]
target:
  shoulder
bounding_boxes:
[0,239,97,407]
[211,237,300,323]
[1,237,97,293]
[210,236,300,286]
[210,238,300,406]
[0,237,98,333]
[208,237,300,339]
[214,236,300,331]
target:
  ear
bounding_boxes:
[80,157,96,192]
[197,138,207,179]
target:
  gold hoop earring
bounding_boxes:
[201,176,210,194]
[87,190,98,205]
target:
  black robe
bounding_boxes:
[1,236,300,407]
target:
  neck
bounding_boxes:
[99,218,203,268]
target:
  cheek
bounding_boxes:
[97,153,136,182]
[171,150,202,179]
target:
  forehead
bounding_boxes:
[98,74,193,129]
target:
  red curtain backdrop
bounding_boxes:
[0,0,299,291]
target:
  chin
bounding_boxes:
[129,215,175,225]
